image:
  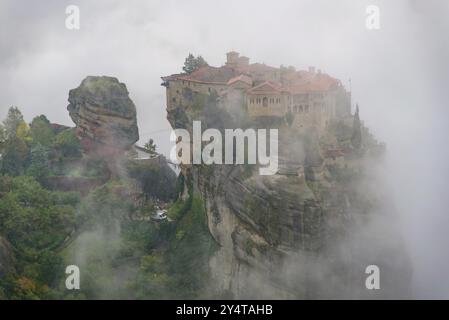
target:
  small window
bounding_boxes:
[172,97,176,102]
[263,97,268,107]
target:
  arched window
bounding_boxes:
[263,97,268,107]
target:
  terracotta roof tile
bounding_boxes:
[177,66,239,84]
[162,55,343,94]
[227,74,253,86]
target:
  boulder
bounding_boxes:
[67,76,139,158]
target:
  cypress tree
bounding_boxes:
[351,104,362,149]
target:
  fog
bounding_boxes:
[1,0,448,298]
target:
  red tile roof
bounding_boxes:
[175,66,240,84]
[237,63,278,74]
[288,72,340,94]
[227,74,253,86]
[247,81,286,94]
[162,57,343,95]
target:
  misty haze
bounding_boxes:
[0,0,448,302]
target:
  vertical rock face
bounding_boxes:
[165,88,412,299]
[68,76,139,158]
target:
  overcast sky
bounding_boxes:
[1,0,448,298]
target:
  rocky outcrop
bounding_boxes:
[165,89,412,299]
[68,76,139,158]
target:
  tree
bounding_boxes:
[15,121,31,142]
[30,115,54,147]
[351,104,362,149]
[0,136,29,176]
[3,107,24,139]
[182,53,208,74]
[195,55,207,69]
[0,175,78,298]
[0,124,6,148]
[144,138,157,155]
[52,129,81,158]
[27,143,50,181]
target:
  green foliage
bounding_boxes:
[182,53,208,74]
[3,106,24,139]
[0,136,29,176]
[134,253,171,299]
[0,176,79,299]
[351,104,362,149]
[0,124,6,146]
[76,181,134,228]
[167,194,217,298]
[0,107,31,176]
[30,115,54,147]
[26,143,50,181]
[52,129,81,158]
[133,184,217,299]
[0,176,76,253]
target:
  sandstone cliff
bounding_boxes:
[68,76,139,158]
[165,90,411,299]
